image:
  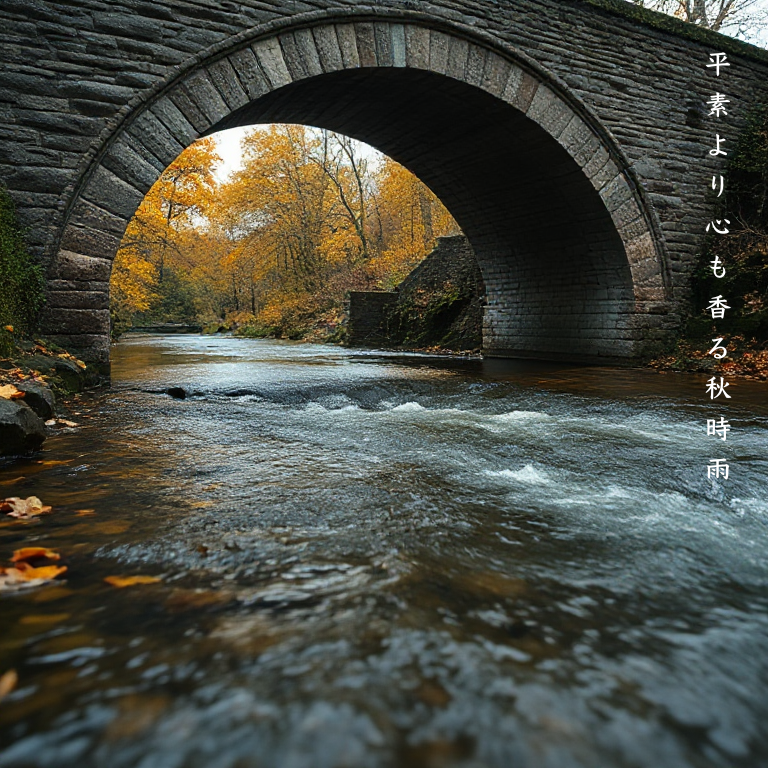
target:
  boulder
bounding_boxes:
[0,400,46,456]
[16,381,56,420]
[24,355,85,393]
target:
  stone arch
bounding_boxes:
[45,12,670,366]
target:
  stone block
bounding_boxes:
[527,85,572,138]
[228,46,269,100]
[480,53,511,97]
[391,24,406,68]
[505,70,537,112]
[446,36,469,80]
[126,110,183,168]
[404,25,429,70]
[44,307,110,335]
[181,69,229,127]
[279,32,310,80]
[46,289,109,310]
[56,79,134,103]
[312,25,343,73]
[81,165,143,221]
[168,85,210,134]
[428,30,450,75]
[252,37,291,89]
[207,57,249,111]
[60,224,121,260]
[373,22,393,67]
[293,28,323,77]
[44,333,110,364]
[354,23,377,68]
[334,24,360,69]
[54,250,112,281]
[102,137,159,194]
[8,165,72,194]
[465,44,486,87]
[150,96,198,148]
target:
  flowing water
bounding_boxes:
[1,334,767,768]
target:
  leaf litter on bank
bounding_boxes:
[0,384,24,400]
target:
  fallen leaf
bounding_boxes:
[3,325,13,332]
[75,509,96,517]
[0,670,18,702]
[19,613,70,625]
[13,563,68,580]
[104,575,162,588]
[0,384,24,400]
[38,460,70,467]
[0,476,25,486]
[11,547,61,563]
[0,563,67,592]
[2,497,52,519]
[44,419,56,427]
[57,420,79,428]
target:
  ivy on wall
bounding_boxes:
[0,186,46,350]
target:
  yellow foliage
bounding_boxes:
[111,125,460,337]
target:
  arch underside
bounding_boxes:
[47,20,669,366]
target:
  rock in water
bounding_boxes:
[0,400,46,456]
[166,387,187,399]
[16,381,56,420]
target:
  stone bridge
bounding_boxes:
[2,0,767,369]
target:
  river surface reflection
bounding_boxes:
[1,334,767,768]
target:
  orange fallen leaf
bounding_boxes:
[0,384,24,400]
[56,420,79,428]
[104,575,162,588]
[13,563,68,580]
[3,325,13,333]
[0,670,18,702]
[11,547,61,563]
[0,563,67,592]
[2,497,52,519]
[75,509,96,517]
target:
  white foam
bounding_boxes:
[485,464,551,485]
[492,410,550,422]
[391,402,426,412]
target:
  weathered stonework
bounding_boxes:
[1,0,767,368]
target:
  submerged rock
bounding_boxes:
[16,381,55,420]
[0,399,46,456]
[166,387,187,399]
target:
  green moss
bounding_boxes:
[0,186,46,342]
[234,323,277,339]
[577,0,768,63]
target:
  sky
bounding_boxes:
[213,125,383,182]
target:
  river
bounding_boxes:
[1,334,767,768]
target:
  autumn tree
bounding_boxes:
[111,137,223,331]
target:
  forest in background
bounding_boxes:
[110,125,459,341]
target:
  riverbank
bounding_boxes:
[648,335,768,381]
[0,336,95,457]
